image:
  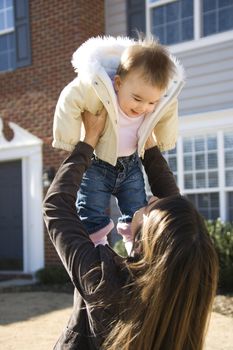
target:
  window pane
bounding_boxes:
[152,6,164,26]
[203,0,217,12]
[150,0,193,45]
[184,174,193,189]
[196,172,206,188]
[184,155,193,170]
[167,22,180,45]
[208,171,218,187]
[0,12,5,30]
[169,157,177,172]
[203,12,217,36]
[152,25,165,43]
[228,192,233,221]
[0,52,9,70]
[6,8,14,28]
[225,151,233,167]
[211,209,219,220]
[208,153,217,168]
[198,193,209,207]
[195,154,205,170]
[219,7,233,32]
[224,133,233,148]
[0,0,4,9]
[181,0,193,17]
[168,147,177,155]
[195,138,205,151]
[220,0,233,7]
[0,35,7,50]
[207,136,217,150]
[182,18,194,41]
[166,2,179,22]
[210,192,219,207]
[226,170,233,186]
[6,0,13,6]
[183,139,192,153]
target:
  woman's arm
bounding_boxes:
[142,134,180,197]
[43,110,109,297]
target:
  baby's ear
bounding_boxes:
[113,75,121,92]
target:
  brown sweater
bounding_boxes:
[43,142,179,349]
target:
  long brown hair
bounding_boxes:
[104,195,218,350]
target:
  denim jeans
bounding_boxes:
[76,152,147,234]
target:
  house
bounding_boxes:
[0,0,104,275]
[105,0,233,221]
[0,0,232,275]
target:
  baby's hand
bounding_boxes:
[82,108,107,148]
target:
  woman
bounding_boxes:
[43,110,218,350]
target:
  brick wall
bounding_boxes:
[0,0,104,265]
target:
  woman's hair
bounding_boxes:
[116,36,176,90]
[104,195,218,350]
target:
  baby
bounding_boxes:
[52,35,184,253]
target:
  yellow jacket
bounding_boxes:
[53,36,185,166]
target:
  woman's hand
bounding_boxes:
[82,108,107,148]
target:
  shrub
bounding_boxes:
[207,219,233,292]
[36,265,70,285]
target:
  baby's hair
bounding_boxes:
[116,35,176,90]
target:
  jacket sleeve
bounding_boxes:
[141,145,180,197]
[52,78,86,152]
[153,98,178,152]
[43,142,120,300]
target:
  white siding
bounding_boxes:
[105,0,127,36]
[176,39,233,116]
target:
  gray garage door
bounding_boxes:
[0,160,23,270]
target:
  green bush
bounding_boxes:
[207,219,233,292]
[36,265,70,285]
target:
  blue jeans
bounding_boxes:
[76,152,147,234]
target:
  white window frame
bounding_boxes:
[178,108,233,221]
[146,0,233,53]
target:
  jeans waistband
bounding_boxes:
[92,152,138,166]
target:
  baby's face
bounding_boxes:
[114,70,163,118]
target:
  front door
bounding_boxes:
[0,160,23,270]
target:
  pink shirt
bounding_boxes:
[117,103,145,157]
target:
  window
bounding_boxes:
[0,0,31,72]
[0,0,15,71]
[187,192,220,220]
[224,132,233,187]
[183,135,218,189]
[163,147,178,183]
[161,129,233,221]
[203,0,233,37]
[228,192,233,221]
[147,0,233,46]
[149,0,194,45]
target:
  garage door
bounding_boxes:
[0,160,23,270]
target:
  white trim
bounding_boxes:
[0,27,14,36]
[179,108,233,137]
[0,120,44,273]
[147,0,176,8]
[170,30,233,54]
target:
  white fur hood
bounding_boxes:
[71,35,185,82]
